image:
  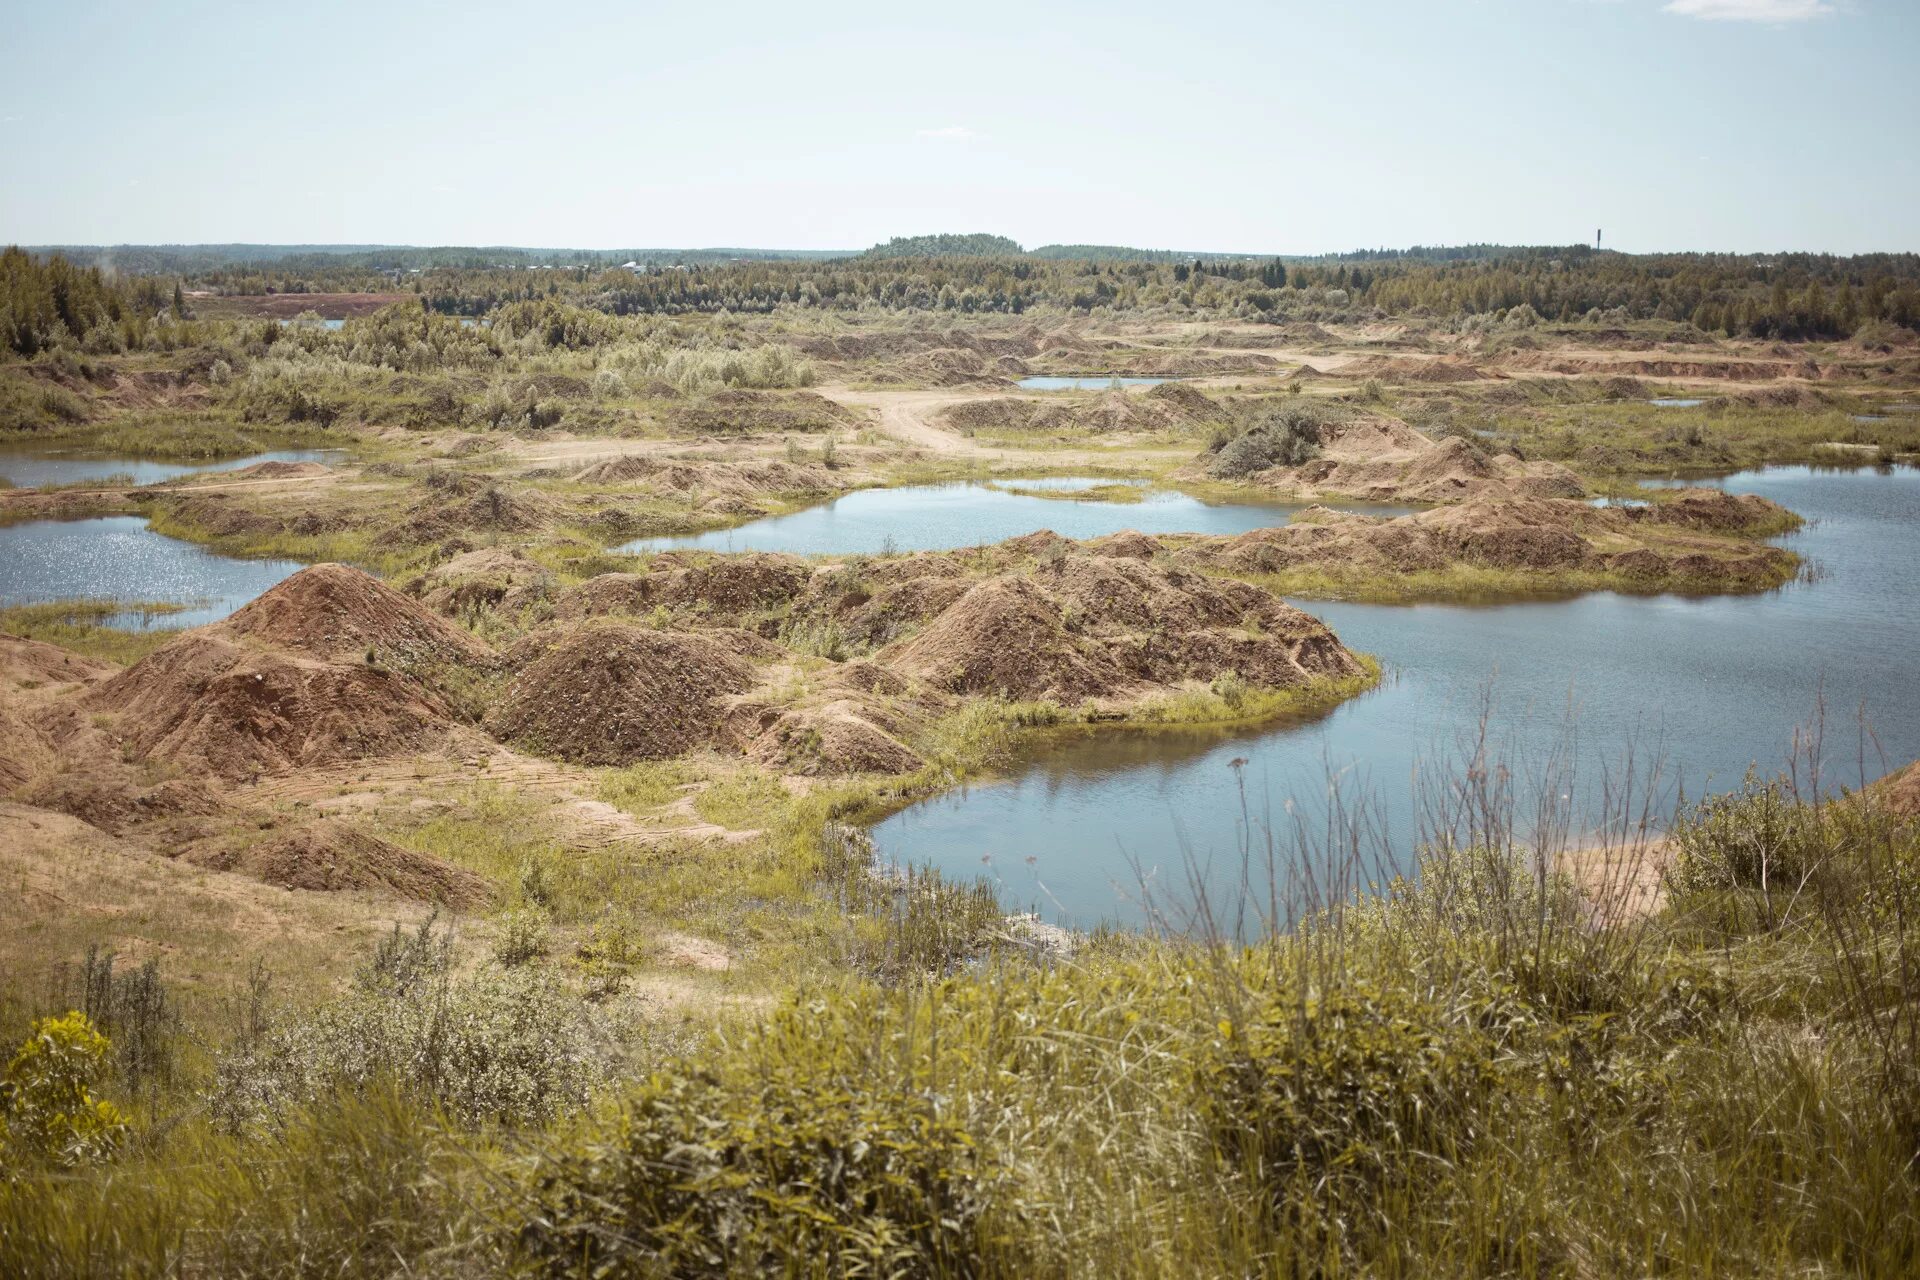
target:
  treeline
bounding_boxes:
[10,244,1920,349]
[0,246,184,356]
[863,233,1024,259]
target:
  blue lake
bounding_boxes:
[1016,376,1172,391]
[620,480,1414,556]
[0,517,306,629]
[872,466,1920,929]
[0,448,342,489]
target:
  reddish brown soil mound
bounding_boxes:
[1143,381,1227,421]
[224,564,492,664]
[486,624,756,764]
[188,819,492,906]
[85,633,458,781]
[0,707,58,791]
[0,634,108,688]
[16,767,225,837]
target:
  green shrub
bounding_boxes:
[0,1012,128,1167]
[1200,982,1504,1236]
[517,1058,998,1276]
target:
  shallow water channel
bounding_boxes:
[873,465,1920,928]
[622,479,1412,555]
[0,447,341,489]
[1015,375,1170,390]
[0,516,305,629]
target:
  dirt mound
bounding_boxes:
[572,455,835,499]
[553,555,808,623]
[189,818,492,906]
[1089,531,1164,559]
[223,564,493,665]
[878,550,1363,703]
[1637,488,1794,535]
[1201,497,1797,592]
[0,633,109,689]
[16,767,226,837]
[229,460,331,480]
[668,390,857,436]
[85,632,460,781]
[0,706,57,790]
[486,624,757,764]
[1339,355,1494,384]
[414,548,554,618]
[1143,381,1227,421]
[1877,761,1920,817]
[1219,413,1584,504]
[883,577,1112,700]
[748,705,925,776]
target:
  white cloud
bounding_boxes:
[1663,0,1836,22]
[915,125,979,141]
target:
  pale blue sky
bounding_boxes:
[3,0,1913,254]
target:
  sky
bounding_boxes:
[2,0,1914,255]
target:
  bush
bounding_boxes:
[1668,772,1833,908]
[0,1012,128,1167]
[211,920,601,1130]
[517,1039,1000,1275]
[1208,403,1334,478]
[1200,983,1503,1228]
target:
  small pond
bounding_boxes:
[620,480,1414,556]
[0,448,342,489]
[1016,376,1171,391]
[1650,398,1704,408]
[0,517,306,629]
[873,465,1920,930]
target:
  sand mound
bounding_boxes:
[1202,497,1797,591]
[486,624,757,764]
[85,633,458,781]
[878,550,1363,703]
[1638,488,1794,534]
[189,819,492,906]
[0,633,108,689]
[883,577,1112,700]
[1089,531,1164,559]
[16,767,226,837]
[1217,413,1584,504]
[572,455,835,499]
[667,390,857,436]
[1143,381,1227,421]
[0,707,58,790]
[414,548,554,617]
[223,564,493,665]
[553,555,809,622]
[1878,761,1920,818]
[230,460,331,479]
[748,705,925,776]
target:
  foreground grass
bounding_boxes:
[4,770,1917,1276]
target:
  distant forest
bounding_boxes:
[7,240,1920,357]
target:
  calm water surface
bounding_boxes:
[0,448,341,489]
[1016,376,1170,390]
[0,517,305,628]
[1650,398,1704,408]
[874,465,1920,928]
[621,480,1413,555]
